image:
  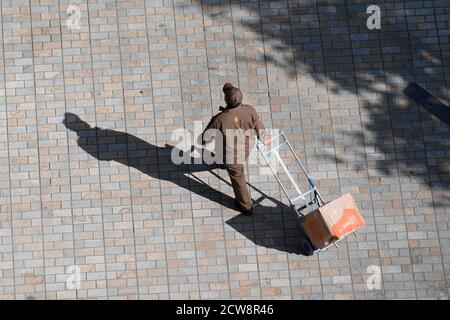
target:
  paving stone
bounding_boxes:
[0,0,449,300]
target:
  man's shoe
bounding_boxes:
[241,207,253,215]
[235,200,253,215]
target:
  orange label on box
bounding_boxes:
[331,208,365,238]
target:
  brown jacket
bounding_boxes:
[202,104,265,164]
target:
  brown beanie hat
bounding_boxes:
[223,83,242,108]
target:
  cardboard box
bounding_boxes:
[298,193,365,250]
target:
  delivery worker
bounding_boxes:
[201,83,270,215]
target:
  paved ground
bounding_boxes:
[0,0,449,300]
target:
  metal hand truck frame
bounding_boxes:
[256,131,349,254]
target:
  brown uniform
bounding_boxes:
[202,104,265,211]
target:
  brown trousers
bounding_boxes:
[224,164,252,210]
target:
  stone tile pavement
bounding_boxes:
[0,0,449,299]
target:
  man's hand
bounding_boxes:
[263,138,272,146]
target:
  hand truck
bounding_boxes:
[256,131,350,254]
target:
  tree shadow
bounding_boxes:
[200,0,450,206]
[63,112,312,256]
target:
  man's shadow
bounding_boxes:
[63,112,312,255]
